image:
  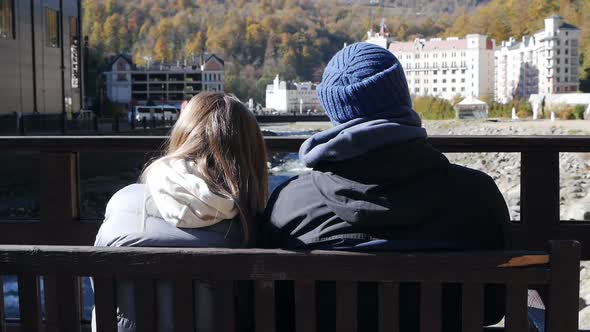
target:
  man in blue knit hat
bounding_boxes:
[264,42,509,331]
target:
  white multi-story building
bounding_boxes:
[265,75,321,113]
[495,15,580,103]
[105,53,224,105]
[387,34,495,101]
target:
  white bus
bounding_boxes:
[135,105,179,122]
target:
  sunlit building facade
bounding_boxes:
[494,15,581,103]
[387,34,495,101]
[265,75,321,113]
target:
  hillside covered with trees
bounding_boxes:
[83,0,590,103]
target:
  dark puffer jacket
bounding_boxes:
[263,139,510,332]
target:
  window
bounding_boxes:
[433,87,438,92]
[442,79,447,83]
[451,78,456,83]
[433,79,437,83]
[46,8,60,48]
[433,70,438,75]
[0,0,14,39]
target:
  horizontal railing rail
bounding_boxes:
[0,136,589,258]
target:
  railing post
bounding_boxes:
[93,114,98,132]
[114,114,120,133]
[517,151,560,249]
[40,152,80,227]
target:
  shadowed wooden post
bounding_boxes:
[378,282,399,332]
[505,283,528,332]
[134,279,157,332]
[462,283,483,332]
[420,282,441,332]
[546,241,580,332]
[519,152,560,249]
[173,278,196,332]
[0,276,5,332]
[294,280,316,332]
[18,273,42,332]
[255,280,275,332]
[93,277,117,332]
[44,274,82,332]
[215,281,235,332]
[336,282,357,332]
[40,152,80,225]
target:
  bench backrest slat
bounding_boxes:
[0,276,5,332]
[505,283,529,332]
[92,277,117,332]
[462,282,484,332]
[255,280,276,332]
[547,240,580,332]
[419,282,442,332]
[214,281,235,332]
[335,281,357,332]
[17,273,42,332]
[172,278,196,332]
[134,279,157,332]
[378,282,399,332]
[44,274,82,332]
[294,280,316,332]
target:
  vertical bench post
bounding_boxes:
[43,274,82,332]
[18,273,42,332]
[546,240,580,332]
[0,276,5,332]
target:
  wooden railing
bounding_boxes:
[0,136,589,257]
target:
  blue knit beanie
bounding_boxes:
[317,42,413,124]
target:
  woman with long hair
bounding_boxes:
[93,92,268,331]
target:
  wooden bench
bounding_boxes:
[0,241,580,332]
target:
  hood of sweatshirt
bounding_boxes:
[299,112,427,168]
[145,158,238,228]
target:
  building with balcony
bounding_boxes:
[495,15,580,103]
[387,34,495,101]
[105,53,224,106]
[265,75,321,113]
[0,0,83,115]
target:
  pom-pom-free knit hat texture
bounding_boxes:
[317,42,414,124]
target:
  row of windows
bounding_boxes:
[412,86,466,94]
[408,78,467,84]
[0,0,78,49]
[406,69,467,76]
[205,72,222,81]
[402,51,468,60]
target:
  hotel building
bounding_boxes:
[386,34,495,101]
[265,75,321,113]
[105,54,224,106]
[495,15,580,103]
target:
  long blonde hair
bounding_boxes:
[142,92,268,247]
